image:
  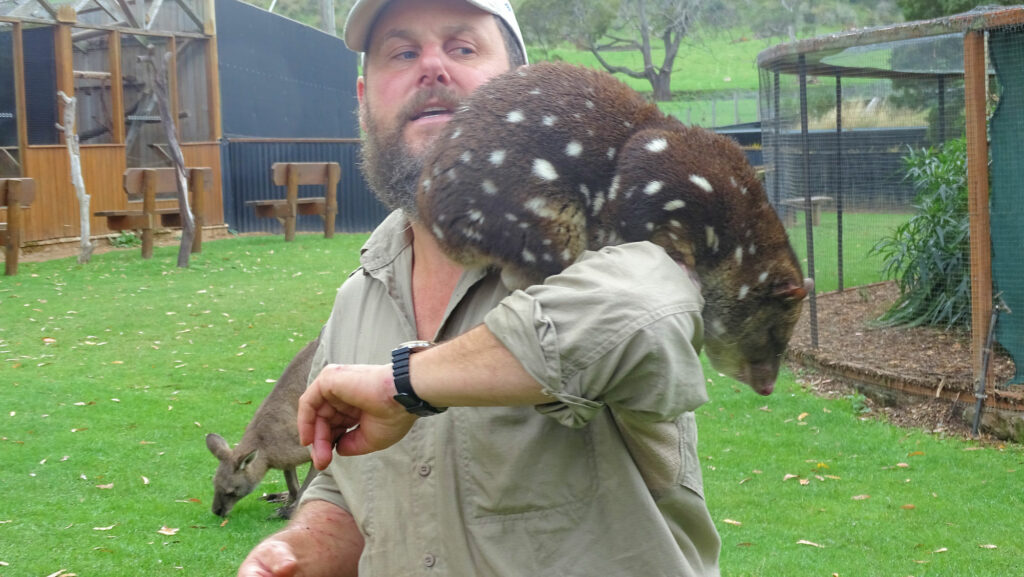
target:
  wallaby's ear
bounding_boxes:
[239,449,259,471]
[206,433,231,461]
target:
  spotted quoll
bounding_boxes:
[418,62,811,395]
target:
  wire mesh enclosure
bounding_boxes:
[758,7,1024,411]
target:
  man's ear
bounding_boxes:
[357,75,368,133]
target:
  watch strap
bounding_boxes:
[392,341,447,417]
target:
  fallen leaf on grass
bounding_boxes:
[901,504,916,510]
[909,451,925,457]
[799,479,810,486]
[783,474,800,482]
[723,519,742,526]
[220,519,229,527]
[933,547,948,553]
[797,412,809,421]
[157,526,179,536]
[852,494,870,500]
[979,544,998,549]
[141,476,150,485]
[95,483,114,490]
[93,524,116,531]
[797,540,823,548]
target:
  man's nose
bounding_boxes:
[418,47,452,87]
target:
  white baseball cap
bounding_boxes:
[343,0,527,63]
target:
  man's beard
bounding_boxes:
[359,86,462,222]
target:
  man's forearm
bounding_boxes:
[238,500,363,577]
[409,324,551,408]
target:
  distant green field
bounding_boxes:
[530,30,783,127]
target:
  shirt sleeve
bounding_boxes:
[483,241,709,428]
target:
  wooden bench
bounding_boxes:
[1,178,36,276]
[95,167,211,259]
[247,162,340,241]
[781,195,833,227]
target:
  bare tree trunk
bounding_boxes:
[56,91,94,264]
[141,46,194,268]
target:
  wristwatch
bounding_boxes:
[391,340,447,417]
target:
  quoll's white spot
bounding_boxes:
[532,158,559,181]
[529,88,542,95]
[460,151,472,164]
[543,115,558,127]
[689,174,714,193]
[608,176,621,202]
[432,224,445,240]
[711,319,727,336]
[749,244,757,255]
[489,150,506,167]
[522,248,536,263]
[758,271,769,284]
[446,168,457,181]
[624,121,633,128]
[738,285,750,300]
[561,248,573,263]
[481,180,498,195]
[505,213,518,222]
[669,219,683,229]
[579,183,591,199]
[506,110,525,123]
[644,181,664,195]
[565,141,583,157]
[705,226,720,251]
[735,247,744,265]
[730,177,738,188]
[467,210,484,223]
[646,222,655,232]
[450,128,462,139]
[585,100,595,109]
[663,200,686,211]
[607,147,617,160]
[421,178,432,192]
[461,227,483,241]
[591,194,605,216]
[645,138,669,153]
[525,197,558,219]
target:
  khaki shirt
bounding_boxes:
[302,211,721,576]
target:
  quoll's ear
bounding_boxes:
[773,278,813,302]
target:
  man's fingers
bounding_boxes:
[311,417,335,470]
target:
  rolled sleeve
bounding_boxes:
[484,242,709,428]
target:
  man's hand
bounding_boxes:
[238,539,299,577]
[298,364,417,468]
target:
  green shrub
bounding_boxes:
[870,137,971,328]
[110,230,141,248]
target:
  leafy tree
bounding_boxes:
[518,0,720,101]
[896,0,1016,20]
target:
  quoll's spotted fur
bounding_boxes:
[418,63,811,395]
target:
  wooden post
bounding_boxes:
[142,169,157,259]
[964,30,993,390]
[325,163,339,238]
[109,30,125,144]
[189,168,205,253]
[3,180,29,276]
[285,163,299,242]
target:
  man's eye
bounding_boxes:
[396,50,418,60]
[451,47,475,56]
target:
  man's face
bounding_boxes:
[357,0,511,218]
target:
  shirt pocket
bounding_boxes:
[453,406,597,522]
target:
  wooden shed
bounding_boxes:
[0,0,378,248]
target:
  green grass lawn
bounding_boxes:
[785,210,912,293]
[2,234,1021,576]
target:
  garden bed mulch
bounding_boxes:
[785,282,1024,438]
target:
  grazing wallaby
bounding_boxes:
[206,337,319,518]
[418,62,811,395]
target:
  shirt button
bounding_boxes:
[418,463,432,477]
[423,553,437,567]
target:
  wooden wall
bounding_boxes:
[12,142,222,243]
